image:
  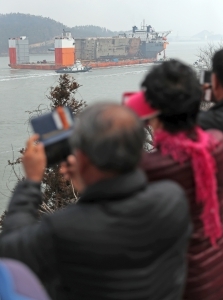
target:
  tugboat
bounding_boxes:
[56,60,92,74]
[154,49,171,64]
[154,57,171,64]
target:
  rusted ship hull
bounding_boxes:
[86,58,154,68]
[9,64,61,70]
[9,58,154,70]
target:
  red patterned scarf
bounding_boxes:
[154,126,222,246]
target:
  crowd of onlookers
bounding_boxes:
[1,49,223,300]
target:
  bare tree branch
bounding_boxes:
[196,41,223,69]
[1,75,86,226]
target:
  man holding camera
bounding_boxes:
[198,49,223,130]
[0,103,191,300]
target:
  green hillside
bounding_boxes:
[0,13,121,54]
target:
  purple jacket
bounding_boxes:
[141,129,223,300]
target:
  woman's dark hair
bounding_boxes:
[141,60,202,133]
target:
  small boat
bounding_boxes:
[154,57,171,64]
[154,49,171,64]
[56,60,92,73]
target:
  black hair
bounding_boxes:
[69,103,145,173]
[141,60,202,133]
[212,49,223,86]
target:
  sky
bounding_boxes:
[1,0,223,36]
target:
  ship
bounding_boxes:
[8,24,171,70]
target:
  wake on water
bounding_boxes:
[0,61,154,82]
[0,68,149,82]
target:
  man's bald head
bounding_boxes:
[70,103,145,173]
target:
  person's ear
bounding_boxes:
[148,117,163,132]
[212,73,219,96]
[75,150,90,175]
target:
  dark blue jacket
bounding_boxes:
[0,170,191,300]
[198,100,223,131]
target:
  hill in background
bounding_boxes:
[0,13,122,55]
[192,30,223,41]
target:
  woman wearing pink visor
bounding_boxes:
[124,60,223,300]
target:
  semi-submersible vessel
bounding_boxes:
[8,23,171,70]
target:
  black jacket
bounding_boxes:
[198,100,223,130]
[0,170,191,300]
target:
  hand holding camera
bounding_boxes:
[22,135,46,183]
[22,107,85,189]
[30,106,74,167]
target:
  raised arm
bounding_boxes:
[0,136,58,295]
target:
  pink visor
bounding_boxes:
[122,92,160,120]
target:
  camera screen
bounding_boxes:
[204,71,211,83]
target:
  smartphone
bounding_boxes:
[30,106,74,166]
[200,70,212,84]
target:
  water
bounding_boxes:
[0,41,212,213]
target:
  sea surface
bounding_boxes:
[0,41,213,213]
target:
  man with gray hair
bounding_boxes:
[0,103,191,300]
